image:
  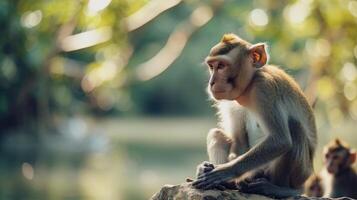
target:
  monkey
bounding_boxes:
[191,33,317,198]
[304,174,324,197]
[321,138,357,199]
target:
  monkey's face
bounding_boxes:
[323,148,356,174]
[205,47,247,100]
[205,34,268,101]
[324,150,345,174]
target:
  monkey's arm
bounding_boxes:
[193,100,293,189]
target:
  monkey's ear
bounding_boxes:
[249,43,268,68]
[348,150,356,165]
[334,138,341,146]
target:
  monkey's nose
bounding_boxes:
[209,80,215,86]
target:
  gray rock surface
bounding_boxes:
[151,183,355,200]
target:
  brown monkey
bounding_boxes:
[321,138,357,198]
[192,34,317,198]
[304,174,324,197]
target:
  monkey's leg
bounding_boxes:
[193,128,236,190]
[243,120,311,198]
[240,178,301,198]
[207,128,231,165]
[195,128,231,178]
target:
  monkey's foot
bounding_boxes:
[238,178,300,199]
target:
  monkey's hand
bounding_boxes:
[192,163,236,190]
[196,161,215,177]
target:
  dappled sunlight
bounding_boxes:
[249,9,269,28]
[341,62,357,82]
[22,162,34,180]
[348,0,357,17]
[136,31,188,81]
[60,27,112,52]
[123,0,182,32]
[344,82,357,100]
[284,0,312,25]
[305,39,331,58]
[1,0,357,199]
[350,100,357,120]
[86,0,112,16]
[135,3,217,81]
[21,10,42,28]
[190,5,213,27]
[81,60,119,92]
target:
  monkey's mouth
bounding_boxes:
[211,88,227,93]
[326,165,337,174]
[210,87,234,101]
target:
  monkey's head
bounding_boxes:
[323,138,356,175]
[205,33,268,101]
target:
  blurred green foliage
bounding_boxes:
[1,0,357,132]
[1,0,357,199]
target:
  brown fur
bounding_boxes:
[322,139,357,198]
[193,34,317,198]
[304,174,324,197]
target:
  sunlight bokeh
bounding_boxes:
[1,0,357,199]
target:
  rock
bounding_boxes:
[151,183,355,200]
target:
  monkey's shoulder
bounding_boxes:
[253,65,306,97]
[253,65,315,122]
[254,65,297,85]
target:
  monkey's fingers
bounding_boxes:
[196,170,215,180]
[203,161,214,168]
[193,178,218,190]
[192,177,212,189]
[193,173,226,189]
[202,180,223,190]
[203,166,214,173]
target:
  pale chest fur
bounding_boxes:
[217,101,264,147]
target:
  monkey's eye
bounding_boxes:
[208,64,214,70]
[217,62,225,69]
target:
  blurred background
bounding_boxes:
[0,0,357,199]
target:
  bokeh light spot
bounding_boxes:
[61,27,112,52]
[87,0,111,15]
[350,100,357,120]
[249,9,269,27]
[190,6,213,27]
[341,62,357,82]
[305,39,331,58]
[344,82,357,100]
[348,0,357,17]
[1,57,16,80]
[284,1,311,24]
[21,10,42,28]
[317,76,335,100]
[22,162,34,180]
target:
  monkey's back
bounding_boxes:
[254,65,317,186]
[254,65,317,138]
